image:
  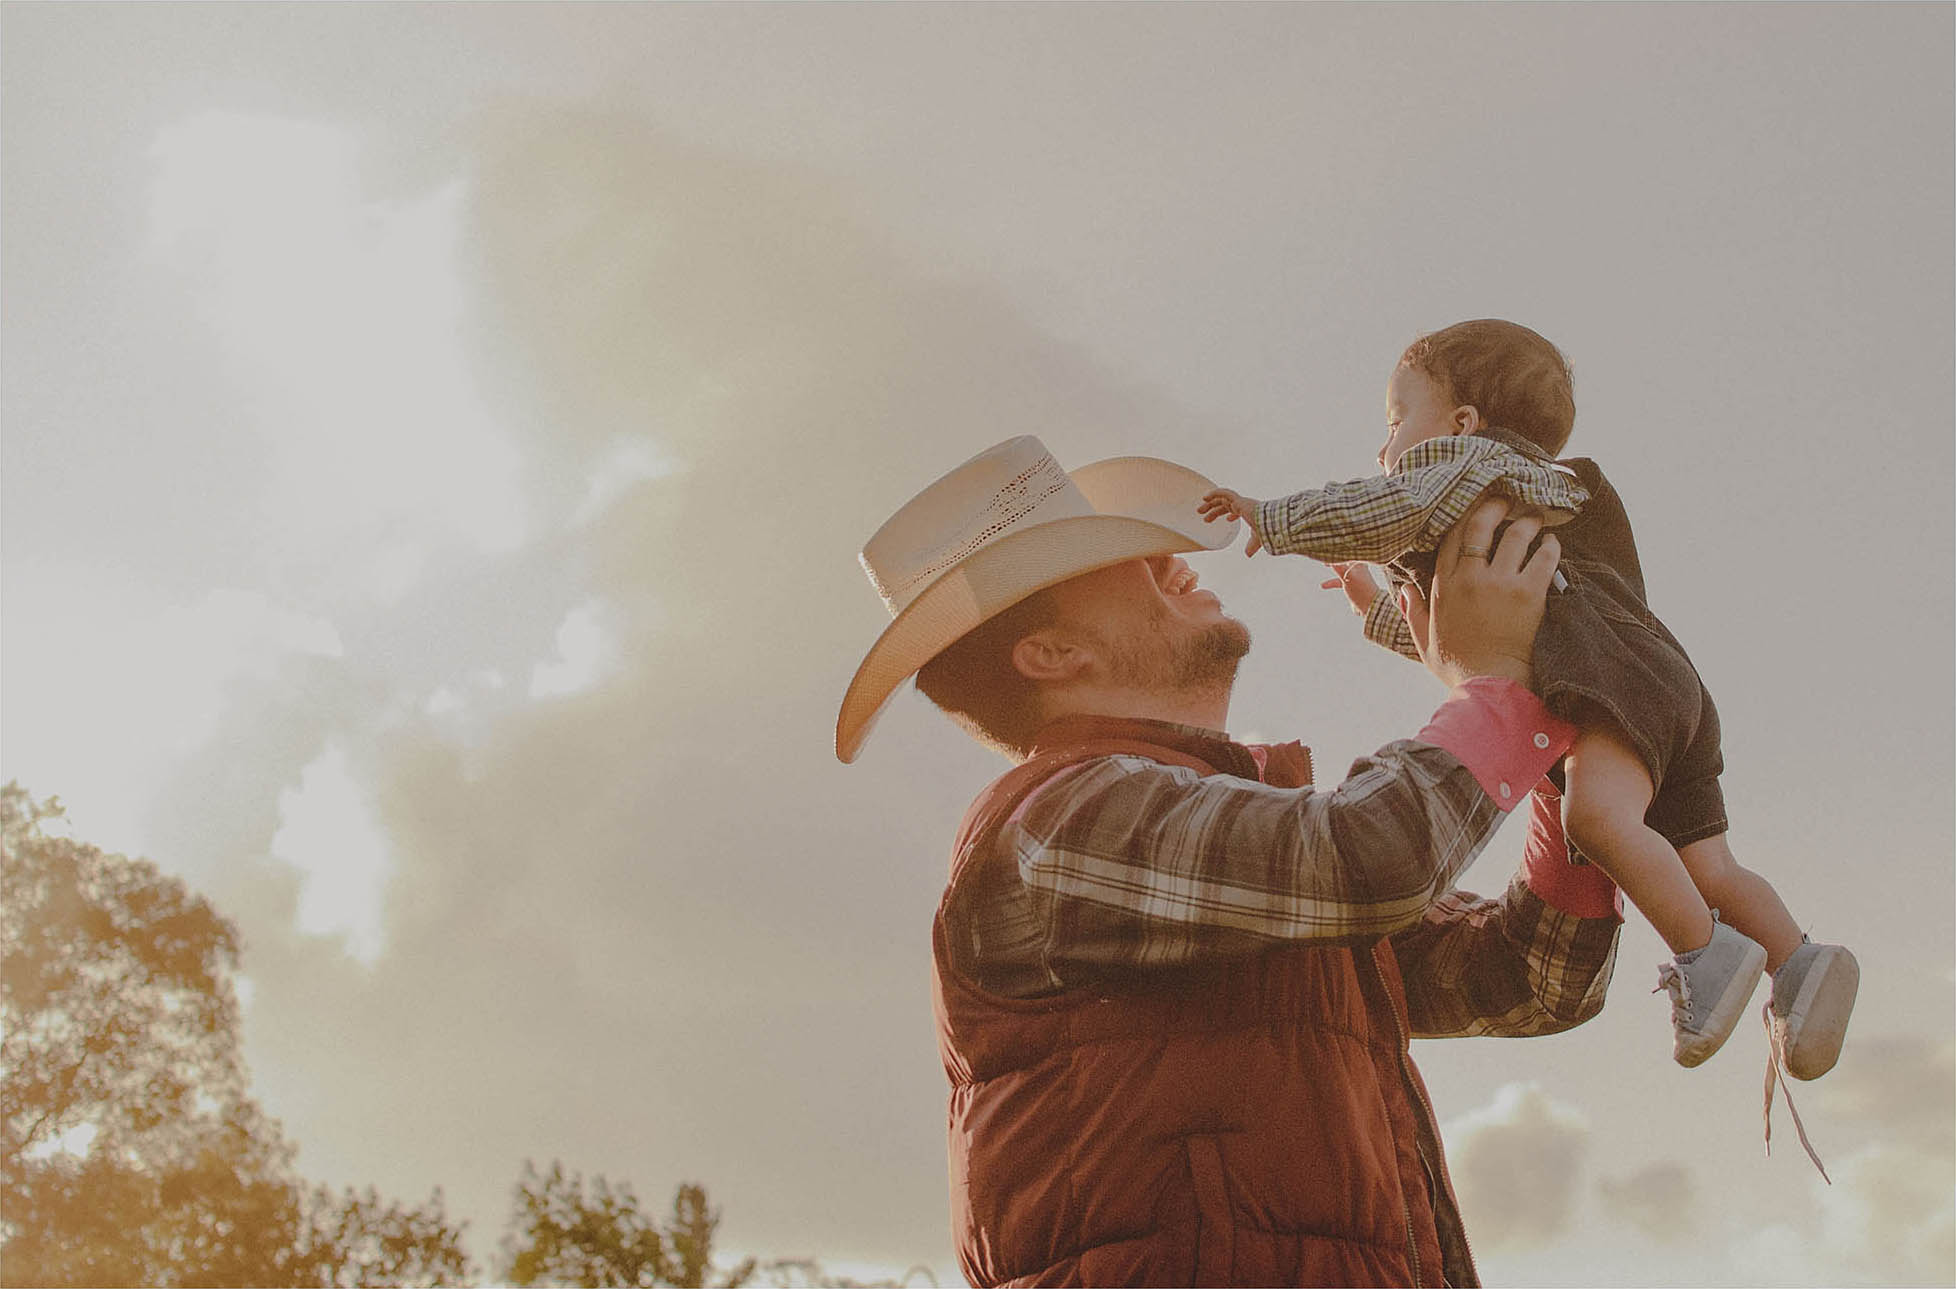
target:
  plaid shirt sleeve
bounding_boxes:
[1391,866,1621,1038]
[955,694,1620,1035]
[1255,437,1587,667]
[1363,589,1425,662]
[970,740,1504,995]
[1390,775,1623,1038]
[1251,436,1590,564]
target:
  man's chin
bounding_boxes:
[1177,618,1252,690]
[1207,616,1253,662]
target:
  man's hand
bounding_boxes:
[1398,497,1560,689]
[1197,488,1267,556]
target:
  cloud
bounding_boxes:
[0,567,345,858]
[1812,1035,1955,1155]
[1593,1037,1956,1285]
[1731,1137,1956,1289]
[1442,1082,1591,1250]
[528,601,620,700]
[127,101,1222,1260]
[573,438,687,529]
[1595,1161,1696,1243]
[270,741,394,965]
[1793,1037,1956,1285]
[1818,1142,1956,1285]
[147,111,528,573]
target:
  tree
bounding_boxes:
[3,784,892,1285]
[0,784,470,1286]
[500,1162,754,1288]
[1,781,290,1285]
[663,1184,753,1289]
[752,1260,939,1288]
[291,1185,474,1288]
[2,786,246,1170]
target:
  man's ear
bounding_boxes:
[1010,630,1092,684]
[1451,404,1483,435]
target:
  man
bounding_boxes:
[837,437,1622,1288]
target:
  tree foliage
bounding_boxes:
[665,1183,753,1289]
[1,784,247,1173]
[291,1185,474,1288]
[2,785,909,1285]
[0,784,470,1287]
[751,1260,939,1288]
[500,1162,754,1289]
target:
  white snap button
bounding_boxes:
[1498,781,1512,799]
[1533,732,1551,749]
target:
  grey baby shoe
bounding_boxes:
[1769,940,1859,1080]
[1654,919,1768,1068]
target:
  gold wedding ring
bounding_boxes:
[1459,544,1492,559]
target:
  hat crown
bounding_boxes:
[838,434,1231,763]
[860,436,1091,615]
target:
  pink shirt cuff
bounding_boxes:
[1415,676,1576,811]
[1520,780,1624,919]
[1416,679,1620,918]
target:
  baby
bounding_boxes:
[1200,319,1857,1086]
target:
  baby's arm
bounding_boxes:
[1201,464,1468,564]
[1197,487,1269,556]
[1205,443,1583,663]
[1362,582,1427,663]
[1201,475,1450,659]
[1256,437,1589,564]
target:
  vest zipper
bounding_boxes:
[1403,1205,1423,1289]
[1360,950,1423,1288]
[1368,947,1480,1288]
[1406,1048,1478,1286]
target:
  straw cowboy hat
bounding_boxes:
[836,435,1238,763]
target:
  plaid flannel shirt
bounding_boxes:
[946,706,1620,1039]
[1254,434,1591,661]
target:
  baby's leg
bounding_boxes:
[1676,834,1804,971]
[1562,724,1715,954]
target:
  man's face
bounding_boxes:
[1047,555,1251,693]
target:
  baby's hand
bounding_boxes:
[1198,488,1267,556]
[1319,561,1382,617]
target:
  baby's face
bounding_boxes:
[1379,364,1469,472]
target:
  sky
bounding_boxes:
[2,4,1952,1285]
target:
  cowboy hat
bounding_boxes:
[836,435,1237,762]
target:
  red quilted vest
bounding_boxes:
[932,717,1477,1288]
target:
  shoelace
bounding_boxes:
[1762,1000,1830,1183]
[1655,961,1832,1182]
[1652,961,1692,1024]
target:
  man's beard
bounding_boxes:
[1099,611,1252,696]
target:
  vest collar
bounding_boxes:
[1025,713,1316,787]
[1473,425,1552,460]
[1474,427,1587,491]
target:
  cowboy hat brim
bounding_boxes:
[835,455,1235,763]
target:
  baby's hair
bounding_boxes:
[1400,319,1576,456]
